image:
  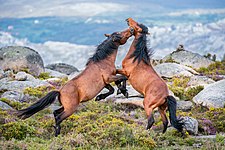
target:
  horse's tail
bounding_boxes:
[17,91,59,119]
[166,95,183,132]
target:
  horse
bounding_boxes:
[116,18,184,134]
[16,27,134,137]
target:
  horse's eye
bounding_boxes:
[130,28,134,34]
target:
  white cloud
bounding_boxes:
[0,1,128,18]
[168,8,225,16]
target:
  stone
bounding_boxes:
[0,46,44,76]
[162,50,213,69]
[45,63,79,75]
[177,101,193,111]
[45,69,68,78]
[0,101,13,110]
[68,71,81,80]
[0,69,4,79]
[182,116,198,135]
[1,91,25,102]
[0,78,51,92]
[187,76,215,87]
[154,63,198,78]
[15,71,36,81]
[193,79,225,108]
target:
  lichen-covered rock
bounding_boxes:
[0,101,13,110]
[154,63,198,78]
[0,46,44,76]
[0,78,51,92]
[45,63,79,75]
[15,71,36,81]
[187,76,215,87]
[1,91,26,102]
[162,50,213,69]
[182,116,198,135]
[193,79,225,108]
[0,69,4,79]
[177,101,193,111]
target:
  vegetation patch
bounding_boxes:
[38,72,53,80]
[197,61,225,80]
[23,86,55,98]
[0,98,27,110]
[164,56,180,64]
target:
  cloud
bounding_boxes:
[0,1,128,18]
[168,8,225,16]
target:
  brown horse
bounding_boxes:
[116,18,183,134]
[16,27,134,136]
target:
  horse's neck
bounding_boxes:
[124,37,138,60]
[104,49,118,65]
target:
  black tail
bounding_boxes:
[166,95,183,132]
[17,91,59,119]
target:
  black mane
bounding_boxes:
[130,24,153,65]
[86,34,119,65]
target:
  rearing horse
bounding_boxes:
[117,18,183,134]
[16,27,134,136]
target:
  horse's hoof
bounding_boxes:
[124,92,129,98]
[95,95,102,101]
[117,89,121,95]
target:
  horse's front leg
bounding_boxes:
[108,74,128,98]
[95,84,114,101]
[116,69,129,97]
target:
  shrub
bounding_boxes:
[184,86,204,100]
[0,121,36,140]
[23,86,55,98]
[38,72,53,80]
[0,98,26,110]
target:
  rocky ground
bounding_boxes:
[0,46,225,149]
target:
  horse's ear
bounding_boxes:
[104,34,111,37]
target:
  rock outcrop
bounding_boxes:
[45,63,79,75]
[162,50,213,69]
[154,63,198,78]
[193,79,225,108]
[0,46,44,76]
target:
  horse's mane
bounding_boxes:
[130,24,153,65]
[86,34,119,65]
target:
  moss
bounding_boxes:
[197,61,225,76]
[23,86,55,98]
[0,98,28,110]
[184,86,204,100]
[38,72,53,80]
[164,56,179,64]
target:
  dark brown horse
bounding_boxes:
[116,18,183,134]
[17,27,134,136]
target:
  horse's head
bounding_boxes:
[104,27,134,45]
[126,18,150,35]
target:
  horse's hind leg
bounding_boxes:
[143,98,155,130]
[53,107,64,122]
[54,90,80,136]
[54,107,78,137]
[158,102,168,133]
